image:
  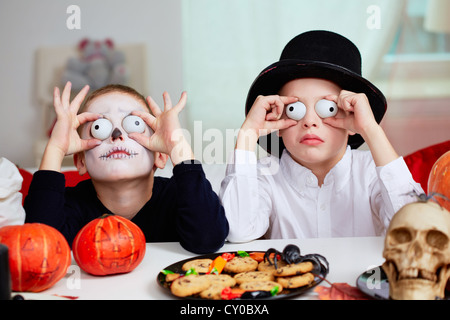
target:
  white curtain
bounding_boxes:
[181,0,405,163]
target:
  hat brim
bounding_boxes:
[245,60,387,154]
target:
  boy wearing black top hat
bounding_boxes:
[220,30,422,242]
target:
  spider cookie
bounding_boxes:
[181,259,212,273]
[239,280,283,292]
[273,261,313,276]
[276,272,315,289]
[258,260,287,272]
[170,275,211,297]
[234,271,274,284]
[223,256,258,273]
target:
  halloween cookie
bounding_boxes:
[203,274,236,287]
[234,271,274,284]
[181,259,212,273]
[170,275,211,297]
[239,280,283,292]
[273,261,314,276]
[223,256,258,273]
[257,260,288,272]
[199,283,227,300]
[276,272,315,289]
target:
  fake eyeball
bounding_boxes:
[91,118,113,140]
[315,99,338,118]
[122,115,146,134]
[285,101,306,120]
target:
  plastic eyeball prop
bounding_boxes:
[122,115,146,134]
[91,118,113,140]
[285,101,306,120]
[315,99,338,118]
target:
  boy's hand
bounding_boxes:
[322,90,378,138]
[323,90,398,166]
[40,82,101,171]
[129,91,194,165]
[237,95,298,151]
[243,95,298,136]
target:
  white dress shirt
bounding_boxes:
[0,157,25,227]
[220,147,423,242]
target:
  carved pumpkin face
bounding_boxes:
[0,223,71,292]
[72,214,146,276]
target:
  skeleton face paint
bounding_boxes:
[80,93,154,181]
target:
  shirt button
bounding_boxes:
[306,175,314,185]
[320,203,326,211]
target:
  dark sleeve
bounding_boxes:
[172,160,229,254]
[23,170,92,246]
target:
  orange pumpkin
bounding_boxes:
[428,150,450,211]
[0,223,71,292]
[72,214,146,276]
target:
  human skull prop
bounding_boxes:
[382,200,450,299]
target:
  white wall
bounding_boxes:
[0,0,183,168]
[0,0,448,169]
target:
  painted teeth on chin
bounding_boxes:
[99,146,138,160]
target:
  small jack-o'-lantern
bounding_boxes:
[382,197,450,299]
[428,150,450,211]
[0,223,71,292]
[72,214,146,276]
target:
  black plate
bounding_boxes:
[356,266,450,300]
[157,251,328,300]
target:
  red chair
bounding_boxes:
[19,169,90,204]
[403,140,450,194]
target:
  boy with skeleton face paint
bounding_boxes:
[25,82,228,254]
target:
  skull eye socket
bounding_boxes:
[390,227,412,245]
[426,230,449,250]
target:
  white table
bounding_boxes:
[21,236,385,300]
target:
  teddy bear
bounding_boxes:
[61,38,128,91]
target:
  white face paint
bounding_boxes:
[80,93,154,181]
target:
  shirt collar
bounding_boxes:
[280,146,352,192]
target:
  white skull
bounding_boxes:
[382,200,450,300]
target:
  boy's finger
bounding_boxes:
[80,138,102,151]
[174,91,187,112]
[162,91,172,110]
[324,94,338,103]
[128,132,150,149]
[61,82,72,107]
[77,112,102,125]
[266,119,297,131]
[132,110,156,128]
[323,117,346,129]
[53,87,62,110]
[279,96,299,104]
[146,96,162,117]
[71,85,90,111]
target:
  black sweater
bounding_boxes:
[24,162,229,254]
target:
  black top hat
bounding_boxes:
[245,30,387,155]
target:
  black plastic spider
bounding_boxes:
[405,190,449,208]
[263,244,329,275]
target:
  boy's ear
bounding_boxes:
[73,152,88,175]
[154,152,168,170]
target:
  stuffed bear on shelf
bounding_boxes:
[61,38,128,91]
